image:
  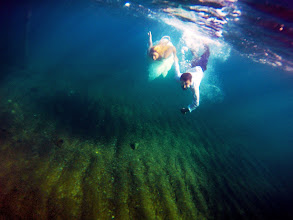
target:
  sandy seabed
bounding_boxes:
[0,68,287,219]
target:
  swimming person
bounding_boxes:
[148,31,178,62]
[174,45,210,114]
[148,31,179,80]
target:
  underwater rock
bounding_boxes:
[54,138,64,148]
[130,142,139,150]
[0,128,10,141]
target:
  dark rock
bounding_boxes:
[0,128,10,141]
[130,143,139,150]
[54,138,64,148]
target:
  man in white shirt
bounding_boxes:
[174,46,210,114]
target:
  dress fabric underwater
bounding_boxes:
[148,38,174,80]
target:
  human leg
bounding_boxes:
[190,46,210,71]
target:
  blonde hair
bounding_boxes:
[150,45,170,57]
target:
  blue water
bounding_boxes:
[1,0,293,218]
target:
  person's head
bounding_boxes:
[149,47,160,60]
[152,52,159,60]
[150,51,159,60]
[180,72,192,90]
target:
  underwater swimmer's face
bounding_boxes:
[181,79,191,90]
[152,52,159,60]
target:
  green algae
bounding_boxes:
[0,69,288,219]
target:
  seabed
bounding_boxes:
[0,67,287,219]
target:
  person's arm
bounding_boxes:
[172,46,178,63]
[164,46,178,62]
[174,60,181,79]
[181,86,199,114]
[148,31,153,52]
[188,85,200,112]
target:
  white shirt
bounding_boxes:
[175,62,204,112]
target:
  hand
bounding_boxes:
[180,108,189,114]
[148,31,152,39]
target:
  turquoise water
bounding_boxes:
[1,0,293,219]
